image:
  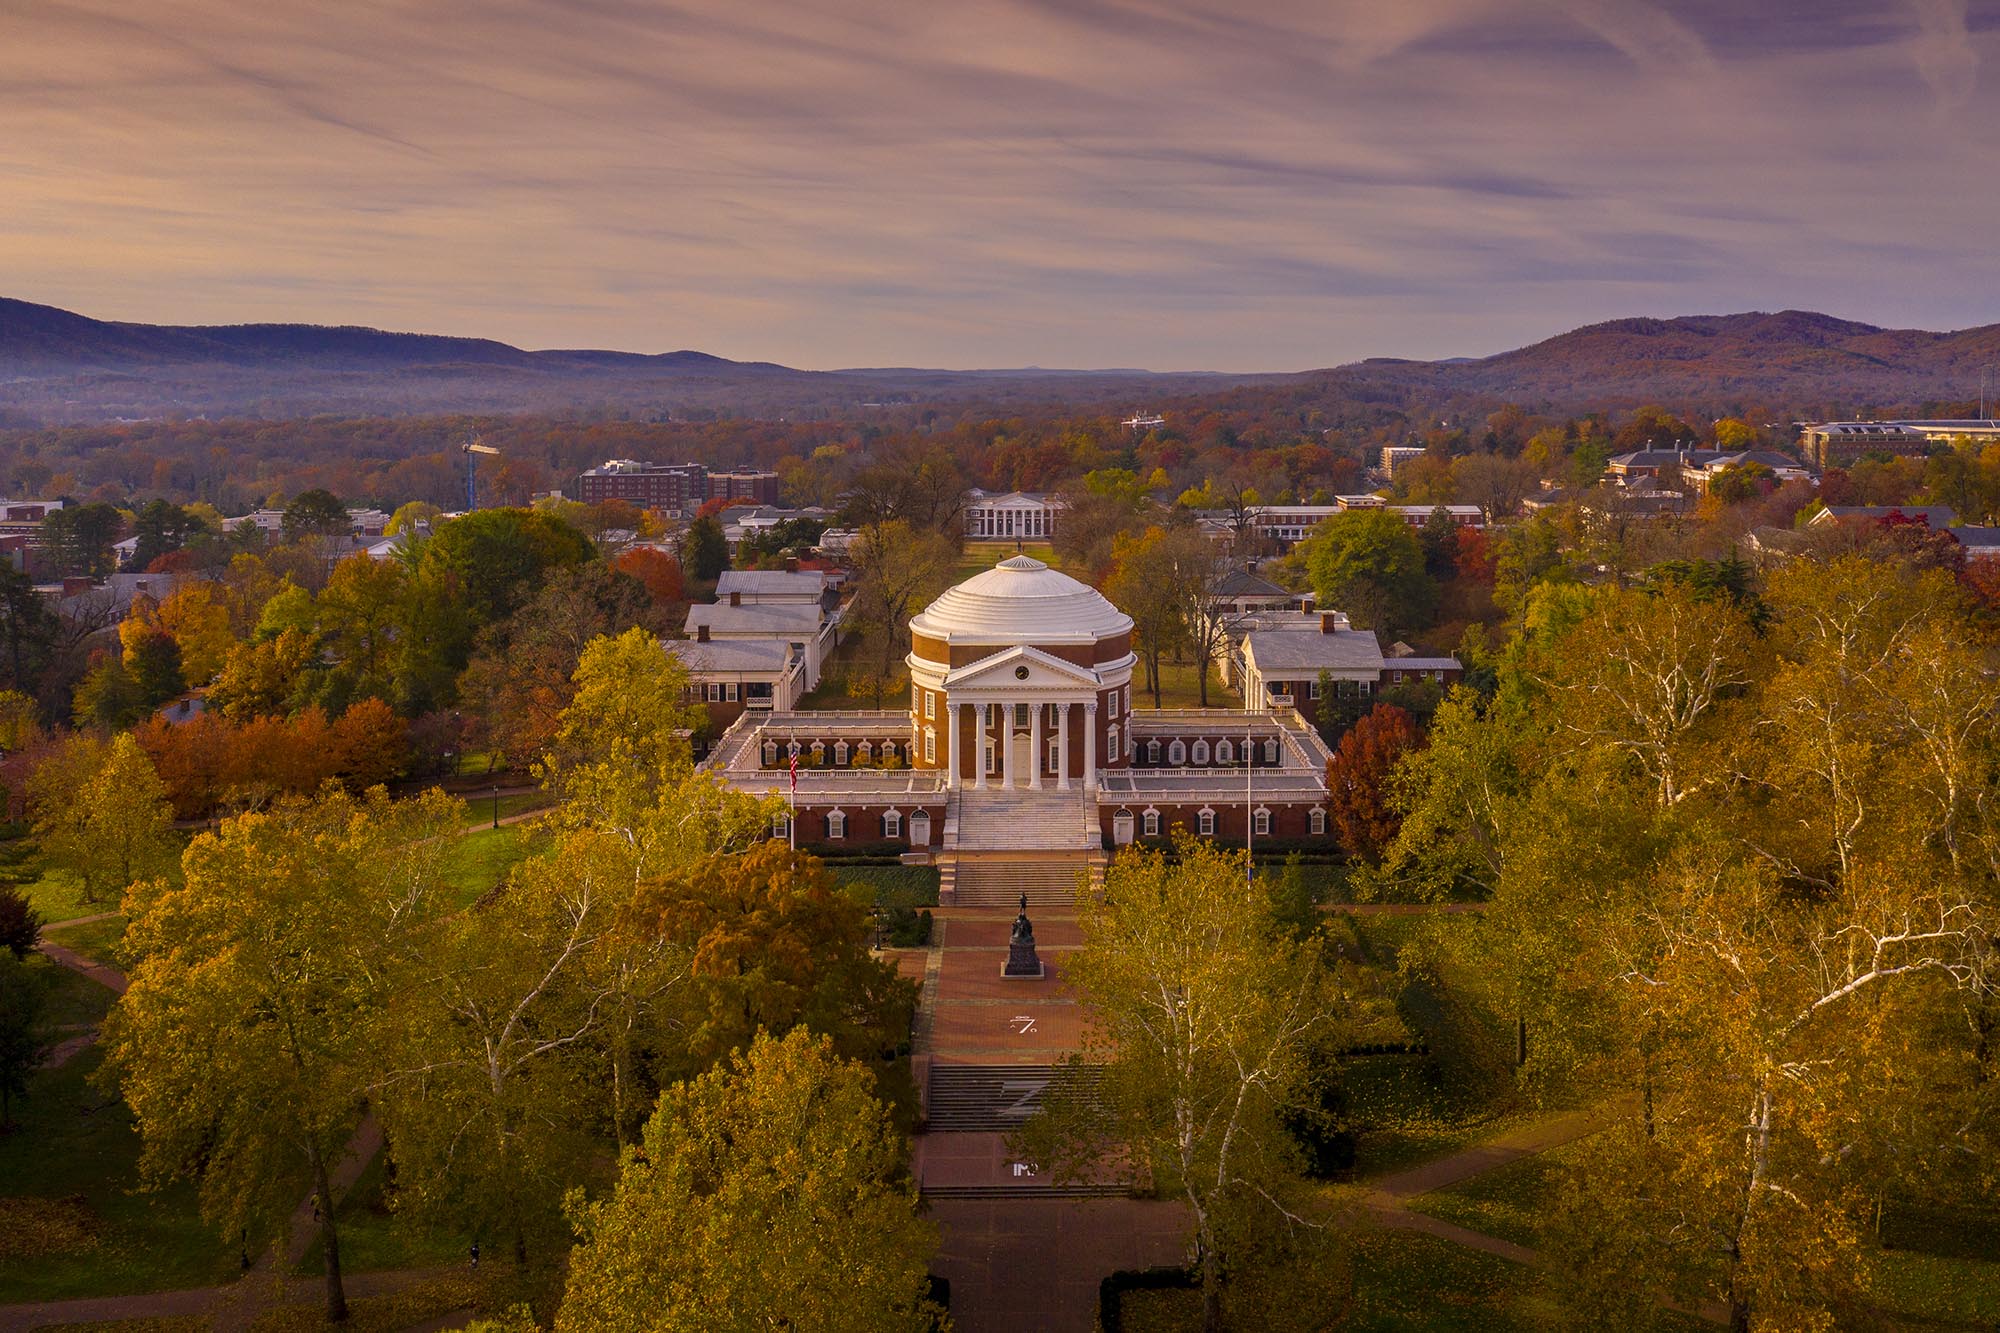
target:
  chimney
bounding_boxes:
[729,590,741,607]
[1321,611,1339,634]
[784,555,799,572]
[696,624,711,643]
[62,575,91,596]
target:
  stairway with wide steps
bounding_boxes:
[949,855,1094,906]
[927,1063,1106,1133]
[952,787,1100,852]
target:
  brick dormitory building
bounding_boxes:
[696,554,1340,905]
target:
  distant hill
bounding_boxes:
[1355,309,2000,406]
[1,296,1994,424]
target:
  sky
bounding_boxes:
[2,0,1997,370]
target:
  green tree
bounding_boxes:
[844,520,956,708]
[41,502,124,579]
[556,1029,942,1333]
[1020,835,1339,1331]
[0,951,46,1129]
[423,508,594,629]
[30,733,177,905]
[101,787,462,1322]
[131,499,196,571]
[281,489,350,543]
[1305,509,1436,636]
[71,652,147,730]
[678,514,730,583]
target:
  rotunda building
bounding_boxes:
[906,555,1135,791]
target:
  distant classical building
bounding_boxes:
[1245,501,1484,547]
[1683,450,1816,491]
[964,490,1064,541]
[1800,420,2000,470]
[700,555,1338,904]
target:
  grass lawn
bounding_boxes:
[827,863,940,907]
[1115,1229,1701,1332]
[1405,1137,1586,1250]
[42,914,130,970]
[1,838,100,926]
[252,1273,487,1332]
[0,1046,238,1302]
[952,541,1062,585]
[26,950,117,1029]
[289,1154,468,1277]
[454,790,551,828]
[439,825,541,908]
[1129,659,1243,711]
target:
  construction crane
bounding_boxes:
[460,438,500,511]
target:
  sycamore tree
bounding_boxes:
[1381,553,2000,1330]
[100,786,463,1322]
[556,1028,943,1333]
[1021,834,1341,1331]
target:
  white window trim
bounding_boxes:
[827,809,846,839]
[834,741,849,765]
[725,682,739,702]
[1309,807,1326,835]
[1197,806,1216,837]
[909,810,931,844]
[1191,739,1210,764]
[1253,806,1271,836]
[882,808,902,838]
[1217,739,1233,764]
[1147,739,1161,763]
[923,729,936,763]
[1168,739,1186,765]
[924,690,935,720]
[1142,807,1161,837]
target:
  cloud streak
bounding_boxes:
[0,0,1994,370]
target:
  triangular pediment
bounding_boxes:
[943,644,1099,691]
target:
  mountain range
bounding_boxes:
[1,297,1995,425]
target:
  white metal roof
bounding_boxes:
[909,555,1132,644]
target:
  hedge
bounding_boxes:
[1099,1266,1201,1332]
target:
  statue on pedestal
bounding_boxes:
[1003,891,1043,979]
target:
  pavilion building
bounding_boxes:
[700,555,1337,904]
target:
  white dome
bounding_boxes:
[910,555,1133,645]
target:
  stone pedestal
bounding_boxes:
[1002,892,1044,980]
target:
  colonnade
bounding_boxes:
[943,698,1096,793]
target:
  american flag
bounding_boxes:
[789,753,797,797]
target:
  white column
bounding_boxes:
[973,704,986,789]
[1029,701,1044,789]
[1056,703,1070,791]
[946,700,960,790]
[1000,702,1013,790]
[1083,700,1098,792]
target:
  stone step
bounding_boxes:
[925,1063,1105,1133]
[949,857,1093,906]
[919,1182,1131,1199]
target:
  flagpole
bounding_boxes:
[788,742,799,851]
[1246,714,1254,886]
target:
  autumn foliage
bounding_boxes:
[1326,703,1422,862]
[133,698,407,819]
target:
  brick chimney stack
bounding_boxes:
[696,624,711,643]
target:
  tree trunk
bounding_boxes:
[311,1147,349,1322]
[1200,1239,1223,1333]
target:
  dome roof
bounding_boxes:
[910,555,1133,644]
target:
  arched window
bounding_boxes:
[857,740,873,762]
[833,741,849,765]
[827,810,846,839]
[1142,808,1161,837]
[1191,739,1210,765]
[1197,807,1216,837]
[771,813,791,841]
[1264,738,1279,764]
[809,741,825,764]
[1253,807,1271,836]
[762,740,778,766]
[1309,807,1326,836]
[882,809,901,839]
[1147,739,1161,764]
[1168,739,1186,765]
[1217,739,1234,764]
